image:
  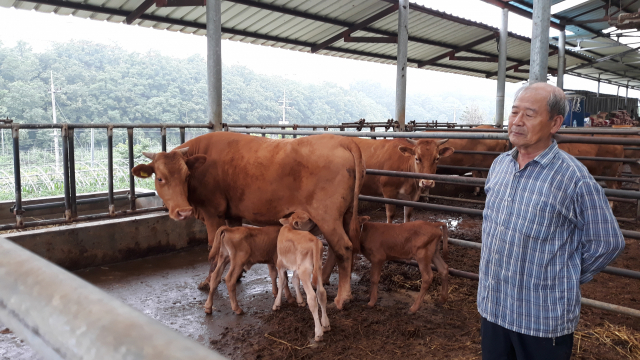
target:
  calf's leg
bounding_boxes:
[204,254,230,314]
[268,264,294,303]
[411,249,435,314]
[225,261,246,315]
[299,267,324,342]
[291,271,305,306]
[272,263,287,311]
[367,258,384,308]
[431,252,449,304]
[316,280,330,332]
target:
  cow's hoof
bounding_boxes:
[322,325,331,332]
[314,335,323,342]
[366,302,376,308]
[286,297,296,304]
[233,308,244,315]
[204,307,213,315]
[297,301,306,307]
[197,281,210,291]
[272,305,280,311]
[327,302,341,310]
[408,307,419,314]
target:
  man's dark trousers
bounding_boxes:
[481,318,573,360]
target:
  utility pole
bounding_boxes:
[49,71,62,173]
[278,90,293,125]
[91,128,94,167]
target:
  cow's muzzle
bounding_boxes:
[419,180,435,189]
[175,207,193,220]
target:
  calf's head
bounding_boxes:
[131,148,207,221]
[279,211,317,231]
[398,139,454,190]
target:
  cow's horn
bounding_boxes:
[406,138,418,145]
[142,152,156,160]
[176,147,189,156]
[437,139,449,146]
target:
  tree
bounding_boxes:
[459,103,486,125]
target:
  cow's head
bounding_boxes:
[398,139,454,191]
[131,148,207,221]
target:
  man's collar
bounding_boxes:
[509,139,558,168]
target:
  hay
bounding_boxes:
[575,322,640,359]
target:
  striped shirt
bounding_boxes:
[477,140,625,338]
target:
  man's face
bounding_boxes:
[508,88,559,150]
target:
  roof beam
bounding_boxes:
[569,45,640,71]
[486,50,559,78]
[417,33,497,68]
[310,4,398,53]
[479,0,564,30]
[566,4,607,20]
[125,0,155,24]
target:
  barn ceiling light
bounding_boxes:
[551,0,590,15]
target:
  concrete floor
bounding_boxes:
[0,245,320,360]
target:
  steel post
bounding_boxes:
[107,126,114,216]
[597,74,601,98]
[529,0,552,83]
[207,0,223,131]
[626,80,630,106]
[68,127,77,218]
[557,30,566,89]
[61,125,71,221]
[496,8,508,127]
[128,128,136,211]
[395,0,409,132]
[161,127,167,152]
[11,125,23,228]
[180,127,186,144]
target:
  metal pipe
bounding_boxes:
[11,125,23,228]
[207,0,223,131]
[0,124,213,130]
[597,74,601,98]
[107,126,114,216]
[359,195,484,216]
[557,30,566,89]
[425,194,487,205]
[529,0,552,83]
[10,192,157,213]
[496,8,508,127]
[161,127,167,152]
[391,259,480,280]
[0,237,227,360]
[0,206,167,232]
[61,125,71,221]
[621,229,640,239]
[128,128,136,211]
[626,80,630,106]
[180,127,186,144]
[581,298,640,318]
[68,127,77,219]
[452,149,640,163]
[395,0,409,132]
[366,169,485,186]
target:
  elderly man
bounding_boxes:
[478,83,625,359]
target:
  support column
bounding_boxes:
[529,0,552,83]
[626,80,630,107]
[597,74,601,97]
[395,0,409,132]
[495,8,508,128]
[557,30,566,89]
[207,0,223,131]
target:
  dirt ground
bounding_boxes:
[1,191,639,360]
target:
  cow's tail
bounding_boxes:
[209,226,228,263]
[345,140,365,253]
[440,223,449,262]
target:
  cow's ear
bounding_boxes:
[185,155,207,173]
[279,218,290,226]
[398,146,415,156]
[359,216,370,224]
[439,146,455,158]
[132,164,155,178]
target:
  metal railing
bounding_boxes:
[0,122,213,230]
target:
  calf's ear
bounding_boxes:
[398,146,416,156]
[132,164,155,178]
[186,155,207,173]
[439,146,455,158]
[279,218,290,226]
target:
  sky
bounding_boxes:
[0,0,637,100]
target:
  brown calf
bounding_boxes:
[273,217,330,342]
[204,225,295,315]
[358,217,449,314]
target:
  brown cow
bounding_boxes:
[132,132,364,309]
[274,217,330,342]
[357,217,449,314]
[435,125,509,196]
[353,137,455,223]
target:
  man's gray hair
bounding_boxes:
[514,83,569,120]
